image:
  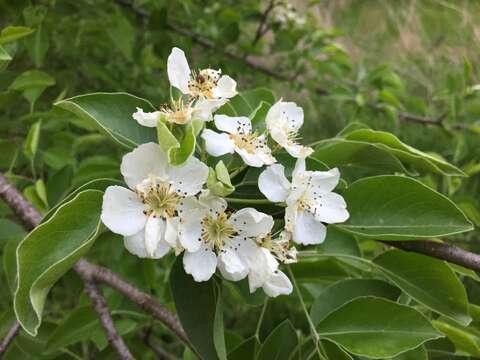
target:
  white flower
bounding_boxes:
[167,47,237,100]
[201,115,276,167]
[265,100,313,158]
[133,97,226,127]
[259,158,349,245]
[177,191,276,283]
[258,230,298,264]
[101,142,208,258]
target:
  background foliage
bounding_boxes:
[1,0,480,359]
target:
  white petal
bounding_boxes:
[314,192,349,223]
[132,108,160,127]
[217,247,248,281]
[308,168,341,194]
[165,217,180,248]
[292,210,326,245]
[262,270,293,297]
[193,98,228,121]
[101,186,147,236]
[258,164,290,202]
[266,100,304,132]
[124,230,170,259]
[293,158,306,177]
[121,142,168,189]
[178,209,204,252]
[198,190,228,214]
[229,208,274,237]
[144,215,166,257]
[167,47,191,94]
[183,245,217,282]
[248,248,279,292]
[284,142,314,159]
[202,129,235,157]
[235,148,273,168]
[214,115,251,135]
[212,75,237,99]
[169,155,209,196]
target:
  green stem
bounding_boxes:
[255,300,268,341]
[225,197,272,205]
[287,266,327,360]
[229,165,247,180]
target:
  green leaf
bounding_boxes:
[317,297,442,358]
[343,129,465,176]
[9,70,55,110]
[54,92,157,148]
[46,306,99,352]
[374,250,471,326]
[207,161,235,197]
[338,175,473,239]
[322,339,353,360]
[389,345,428,360]
[256,320,298,360]
[311,279,401,325]
[0,45,12,70]
[170,257,219,360]
[433,319,480,357]
[0,26,35,44]
[105,9,135,61]
[157,121,196,165]
[213,287,227,360]
[312,139,410,175]
[220,88,275,117]
[23,120,41,162]
[14,190,103,336]
[228,336,259,360]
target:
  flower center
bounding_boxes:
[137,177,180,218]
[230,132,265,154]
[258,233,297,263]
[161,98,192,125]
[201,212,236,251]
[188,69,221,99]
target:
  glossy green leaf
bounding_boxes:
[389,345,428,360]
[256,320,298,360]
[9,70,55,110]
[311,279,401,325]
[322,339,353,360]
[338,175,473,239]
[23,121,41,161]
[433,319,480,357]
[213,287,227,360]
[220,88,275,117]
[374,250,471,326]
[0,26,34,44]
[344,129,465,176]
[312,139,409,174]
[14,190,103,336]
[55,92,156,148]
[170,257,219,360]
[317,297,442,358]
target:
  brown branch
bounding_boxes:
[0,173,189,354]
[381,240,480,272]
[75,266,134,360]
[0,322,20,357]
[74,258,189,344]
[252,0,276,46]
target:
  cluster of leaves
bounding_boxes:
[1,1,480,359]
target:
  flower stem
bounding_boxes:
[287,266,327,360]
[255,299,268,341]
[229,165,247,180]
[224,197,272,205]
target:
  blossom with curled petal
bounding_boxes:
[101,142,208,259]
[265,100,313,158]
[167,47,237,101]
[201,115,275,167]
[259,158,349,245]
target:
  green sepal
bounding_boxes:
[207,161,235,197]
[156,120,196,166]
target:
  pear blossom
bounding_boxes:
[101,142,208,259]
[259,158,349,245]
[167,47,237,101]
[133,97,227,127]
[265,100,313,158]
[201,115,276,167]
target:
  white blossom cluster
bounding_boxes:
[101,48,349,297]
